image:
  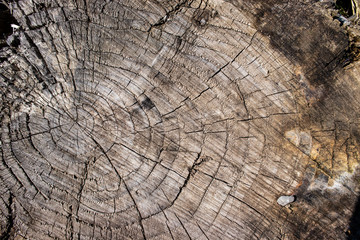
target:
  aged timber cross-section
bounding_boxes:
[1,0,360,239]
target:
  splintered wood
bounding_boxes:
[1,0,360,239]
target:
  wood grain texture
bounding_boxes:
[1,0,360,239]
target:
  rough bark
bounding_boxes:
[1,0,360,239]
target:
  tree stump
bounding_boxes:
[1,0,360,239]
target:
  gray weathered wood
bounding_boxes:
[1,0,360,239]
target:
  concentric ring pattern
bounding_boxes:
[0,0,358,239]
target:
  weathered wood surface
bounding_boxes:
[1,0,360,239]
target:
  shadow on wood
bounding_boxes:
[348,196,360,239]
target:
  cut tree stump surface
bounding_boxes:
[1,0,360,239]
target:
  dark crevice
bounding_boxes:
[148,0,190,32]
[35,2,46,11]
[347,195,360,239]
[169,152,202,205]
[343,36,360,67]
[335,0,353,17]
[1,193,14,240]
[141,97,155,110]
[0,1,19,48]
[192,8,218,27]
[141,151,204,221]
